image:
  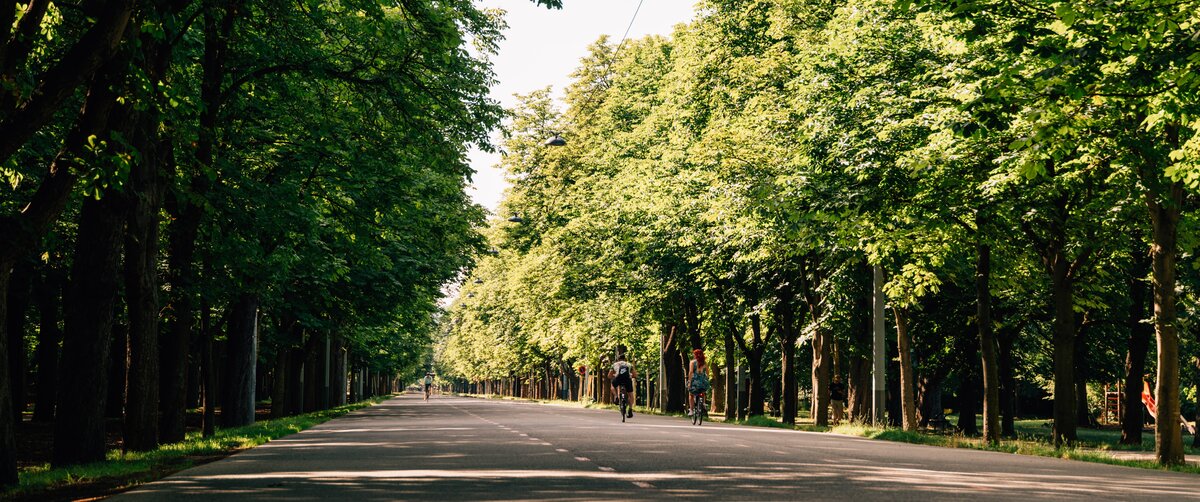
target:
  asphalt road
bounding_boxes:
[116,394,1200,501]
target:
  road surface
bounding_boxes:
[117,394,1199,500]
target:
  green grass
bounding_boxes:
[7,396,390,499]
[822,421,1200,474]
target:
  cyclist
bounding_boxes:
[608,353,636,419]
[687,349,710,416]
[423,373,434,400]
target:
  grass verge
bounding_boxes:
[824,422,1200,475]
[6,395,390,500]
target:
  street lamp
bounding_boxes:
[544,134,566,147]
[473,278,483,284]
[508,214,525,223]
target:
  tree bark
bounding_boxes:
[1075,321,1093,428]
[32,267,63,422]
[200,300,215,437]
[976,236,1000,444]
[957,368,979,435]
[1049,245,1077,446]
[662,323,684,412]
[105,323,127,419]
[1147,180,1183,465]
[221,294,258,427]
[1121,250,1151,444]
[54,193,125,467]
[6,262,30,422]
[895,308,917,432]
[724,323,736,421]
[736,312,770,416]
[998,325,1017,437]
[123,104,166,451]
[0,264,16,486]
[777,306,799,425]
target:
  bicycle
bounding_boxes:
[617,391,629,423]
[691,391,707,426]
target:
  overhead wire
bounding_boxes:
[564,0,648,123]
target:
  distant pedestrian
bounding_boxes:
[830,376,846,425]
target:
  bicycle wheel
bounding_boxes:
[697,401,704,426]
[620,396,626,423]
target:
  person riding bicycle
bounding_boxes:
[423,373,433,400]
[687,349,710,416]
[608,353,636,419]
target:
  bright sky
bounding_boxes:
[466,0,698,212]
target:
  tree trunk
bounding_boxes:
[662,323,685,412]
[221,294,257,427]
[54,194,125,467]
[724,325,736,421]
[32,267,63,422]
[684,295,702,351]
[976,237,1000,444]
[998,326,1017,437]
[957,368,979,435]
[1148,180,1183,465]
[745,313,766,416]
[163,193,202,439]
[331,337,346,406]
[1121,250,1151,445]
[917,376,942,427]
[105,323,128,419]
[270,347,289,419]
[286,347,305,416]
[895,308,917,432]
[1193,366,1199,449]
[1049,249,1077,446]
[6,262,30,422]
[1075,324,1092,428]
[0,263,16,486]
[124,113,164,451]
[200,301,215,437]
[780,322,798,425]
[847,263,873,423]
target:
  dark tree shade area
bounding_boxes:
[0,0,567,486]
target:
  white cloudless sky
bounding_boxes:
[466,0,698,213]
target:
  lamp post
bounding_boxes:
[544,134,566,147]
